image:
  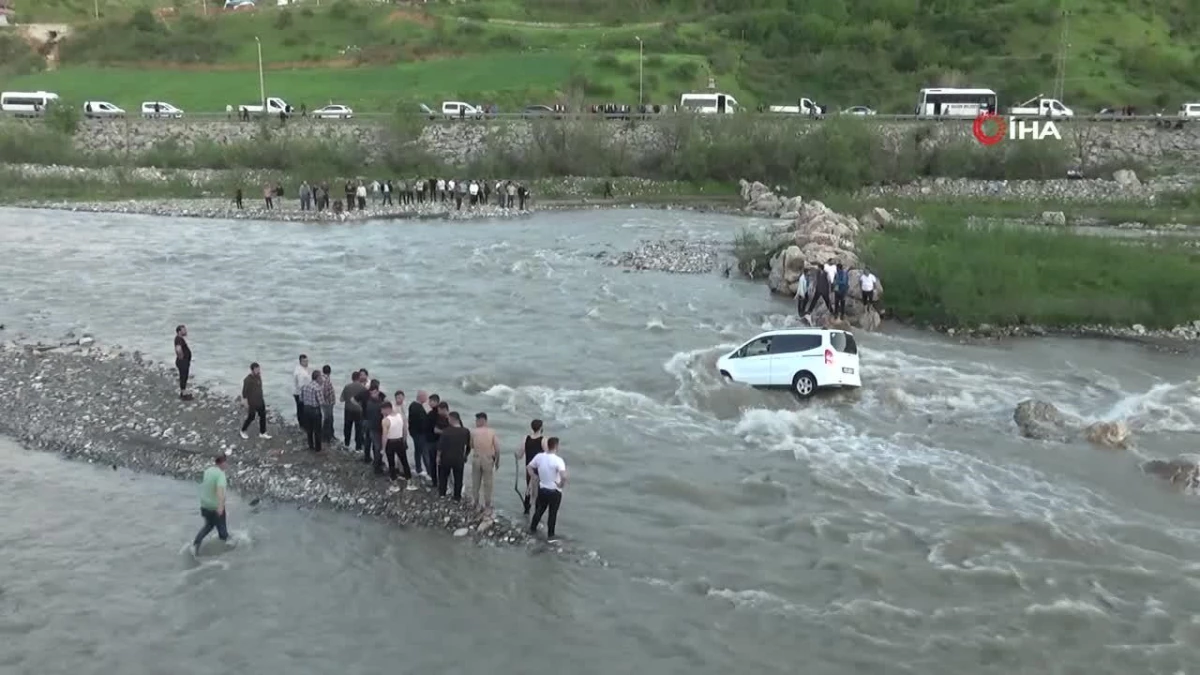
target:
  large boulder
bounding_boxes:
[1083,421,1131,449]
[1013,400,1076,442]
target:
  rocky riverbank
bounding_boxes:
[856,170,1198,203]
[0,334,595,560]
[734,178,1200,345]
[12,197,535,222]
[606,238,724,274]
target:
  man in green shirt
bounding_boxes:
[193,454,231,555]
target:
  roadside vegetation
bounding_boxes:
[6,0,1200,112]
[860,218,1200,330]
[0,115,1095,196]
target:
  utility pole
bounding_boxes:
[1053,0,1070,102]
[255,36,266,111]
[635,36,644,107]
[94,0,99,20]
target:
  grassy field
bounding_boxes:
[1,52,718,112]
[4,0,1200,113]
[860,218,1200,329]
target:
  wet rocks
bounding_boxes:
[1012,399,1132,449]
[1141,457,1200,489]
[609,238,720,274]
[0,335,577,555]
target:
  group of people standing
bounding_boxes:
[794,258,881,322]
[191,348,569,549]
[235,178,534,214]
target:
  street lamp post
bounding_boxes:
[94,0,99,20]
[254,36,266,113]
[635,36,643,108]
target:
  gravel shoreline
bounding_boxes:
[11,198,536,222]
[0,334,600,562]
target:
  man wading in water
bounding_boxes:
[193,454,232,555]
[239,362,271,440]
[527,437,567,542]
[518,419,548,514]
[174,324,193,401]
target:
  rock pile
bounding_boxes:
[13,198,534,223]
[1012,399,1132,448]
[0,335,591,559]
[608,238,721,274]
[1011,398,1200,492]
[737,179,885,331]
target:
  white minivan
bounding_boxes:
[141,101,184,118]
[0,90,60,116]
[442,101,482,119]
[716,328,861,398]
[83,101,126,118]
[680,91,739,114]
[1179,103,1200,118]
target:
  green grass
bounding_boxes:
[860,218,1200,329]
[7,0,1199,112]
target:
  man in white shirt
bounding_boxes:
[823,258,837,284]
[860,268,879,310]
[468,180,480,206]
[526,437,568,541]
[292,354,311,426]
[436,178,446,202]
[355,182,367,211]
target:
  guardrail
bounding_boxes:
[0,111,1190,123]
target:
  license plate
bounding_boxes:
[842,367,855,374]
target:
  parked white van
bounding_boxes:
[83,101,126,118]
[441,101,482,119]
[680,92,739,114]
[0,90,60,116]
[716,328,861,398]
[141,101,184,118]
[1180,103,1200,118]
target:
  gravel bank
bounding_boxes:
[0,334,598,561]
[606,238,724,274]
[11,198,535,222]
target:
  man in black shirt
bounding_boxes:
[408,391,430,480]
[425,395,446,481]
[356,379,383,468]
[173,324,193,401]
[436,411,471,500]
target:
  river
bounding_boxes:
[1,207,1199,674]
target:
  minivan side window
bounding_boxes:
[738,337,771,358]
[769,334,822,354]
[830,332,858,354]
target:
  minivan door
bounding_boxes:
[730,337,773,385]
[767,333,824,386]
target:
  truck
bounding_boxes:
[237,96,291,117]
[768,97,825,116]
[1009,95,1073,118]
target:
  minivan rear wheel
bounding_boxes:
[792,371,817,399]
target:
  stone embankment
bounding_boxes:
[858,170,1198,203]
[0,334,594,560]
[8,116,1200,168]
[1012,399,1198,491]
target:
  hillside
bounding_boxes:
[2,0,1199,114]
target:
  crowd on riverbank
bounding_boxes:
[241,177,535,214]
[171,325,570,541]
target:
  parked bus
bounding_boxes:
[0,91,60,117]
[915,88,997,118]
[680,92,739,114]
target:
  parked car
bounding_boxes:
[841,106,876,115]
[441,101,483,119]
[312,104,353,119]
[83,101,126,118]
[141,101,184,118]
[716,328,861,399]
